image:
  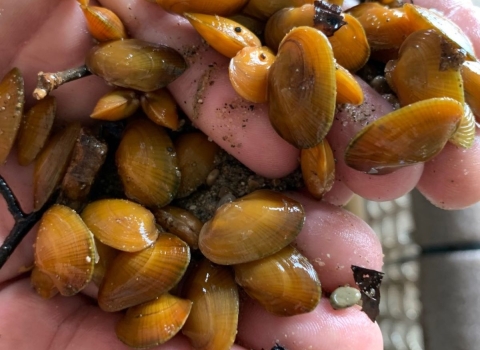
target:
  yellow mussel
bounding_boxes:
[79,3,127,42]
[199,189,305,265]
[461,61,480,120]
[148,0,249,17]
[140,88,179,130]
[242,0,314,21]
[90,89,139,121]
[30,266,59,299]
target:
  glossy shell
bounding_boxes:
[116,293,192,348]
[336,64,364,105]
[85,39,187,92]
[81,199,158,252]
[80,4,127,42]
[116,118,180,208]
[16,95,56,166]
[182,259,239,350]
[344,97,463,174]
[98,233,190,312]
[34,204,96,296]
[140,88,179,130]
[151,0,249,16]
[300,139,335,199]
[174,132,220,198]
[229,46,275,103]
[90,89,139,121]
[449,104,476,149]
[461,61,480,119]
[234,245,321,316]
[199,189,305,265]
[268,26,336,149]
[243,0,314,21]
[154,206,203,249]
[0,67,24,164]
[33,123,81,210]
[185,13,261,58]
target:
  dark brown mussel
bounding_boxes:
[116,293,192,348]
[0,67,24,164]
[81,199,158,252]
[234,245,321,316]
[85,39,187,92]
[174,132,220,198]
[116,118,180,208]
[385,29,465,106]
[148,0,249,16]
[301,138,335,199]
[199,189,305,265]
[268,26,336,149]
[184,13,261,58]
[344,97,464,174]
[154,206,203,249]
[34,204,96,296]
[98,233,190,312]
[33,123,81,210]
[182,259,239,350]
[16,95,56,166]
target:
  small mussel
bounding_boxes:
[268,26,336,149]
[461,61,480,120]
[148,0,249,16]
[154,206,203,249]
[329,286,361,310]
[85,39,187,92]
[0,67,24,164]
[140,88,180,130]
[98,233,190,312]
[344,97,464,174]
[116,118,180,208]
[79,2,128,42]
[90,89,139,121]
[182,259,239,350]
[184,13,261,58]
[34,204,96,296]
[116,293,192,348]
[81,199,158,252]
[234,245,321,316]
[199,189,305,265]
[243,0,314,21]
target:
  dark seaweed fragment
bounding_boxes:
[351,265,384,322]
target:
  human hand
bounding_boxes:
[0,0,479,349]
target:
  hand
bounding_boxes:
[0,0,479,349]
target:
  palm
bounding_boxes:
[0,0,479,349]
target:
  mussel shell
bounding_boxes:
[461,61,480,120]
[85,39,187,92]
[174,132,220,198]
[184,13,261,58]
[98,233,190,312]
[152,0,249,16]
[268,26,336,149]
[199,189,305,265]
[31,266,59,299]
[33,122,81,211]
[91,238,118,287]
[80,5,127,42]
[229,46,275,103]
[182,259,239,350]
[234,245,321,316]
[404,3,476,60]
[449,103,476,149]
[34,204,96,296]
[16,95,56,166]
[116,118,180,208]
[90,89,139,121]
[81,199,158,252]
[385,29,465,107]
[116,293,192,348]
[300,138,335,199]
[344,97,463,174]
[243,0,314,21]
[0,67,24,164]
[154,206,203,249]
[140,88,179,130]
[335,64,364,105]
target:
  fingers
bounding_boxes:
[238,298,383,350]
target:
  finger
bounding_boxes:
[99,0,300,178]
[238,298,383,350]
[291,193,383,292]
[0,278,245,350]
[327,79,424,201]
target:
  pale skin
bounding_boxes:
[0,0,479,349]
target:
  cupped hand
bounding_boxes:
[0,0,479,349]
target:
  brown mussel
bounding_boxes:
[85,39,187,92]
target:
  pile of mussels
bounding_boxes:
[0,0,479,348]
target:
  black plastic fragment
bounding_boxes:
[351,265,384,322]
[313,0,346,37]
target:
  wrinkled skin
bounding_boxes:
[0,0,479,349]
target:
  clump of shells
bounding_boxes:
[1,0,479,348]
